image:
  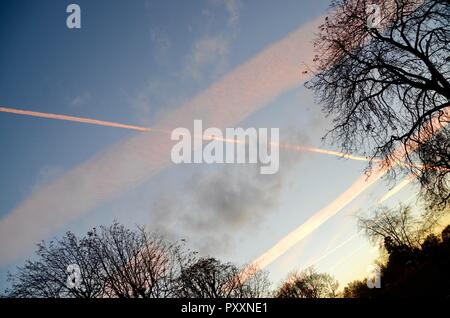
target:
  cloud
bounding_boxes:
[224,0,241,27]
[150,28,171,61]
[132,1,240,122]
[69,92,91,109]
[0,17,321,265]
[183,34,231,81]
[148,132,308,256]
[182,0,241,81]
[184,165,282,229]
[132,0,242,124]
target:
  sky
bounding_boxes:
[0,0,421,291]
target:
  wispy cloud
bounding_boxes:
[224,0,241,27]
[182,0,241,81]
[149,152,301,255]
[183,34,231,81]
[0,17,320,265]
[132,1,241,123]
[150,28,171,62]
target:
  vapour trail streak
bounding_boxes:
[304,232,359,268]
[0,15,329,264]
[239,108,450,281]
[0,106,372,162]
[377,174,416,204]
[3,104,439,170]
[0,107,169,133]
[3,106,442,173]
[327,244,367,272]
[320,188,419,271]
[278,143,376,162]
[303,174,418,271]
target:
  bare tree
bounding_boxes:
[175,257,271,298]
[90,223,194,298]
[5,232,104,298]
[4,223,270,299]
[306,0,450,209]
[275,267,339,298]
[416,129,450,208]
[358,204,438,250]
[4,222,193,298]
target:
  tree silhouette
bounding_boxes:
[175,257,271,298]
[3,222,272,299]
[4,222,194,298]
[5,231,103,298]
[343,280,373,298]
[345,211,450,298]
[442,224,450,242]
[88,223,193,298]
[275,267,339,298]
[306,0,450,210]
[358,204,437,250]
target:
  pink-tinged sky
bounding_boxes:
[0,0,423,289]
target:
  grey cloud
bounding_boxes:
[148,130,309,255]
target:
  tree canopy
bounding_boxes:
[306,0,450,209]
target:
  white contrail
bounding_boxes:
[241,167,385,278]
[239,107,450,281]
[327,244,367,272]
[0,16,324,264]
[304,232,359,268]
[302,174,419,272]
[377,174,415,204]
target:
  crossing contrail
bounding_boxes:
[0,106,169,133]
[302,175,415,270]
[0,106,373,162]
[377,174,416,204]
[0,15,325,264]
[304,232,359,268]
[239,107,450,281]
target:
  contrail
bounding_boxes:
[4,103,432,170]
[0,106,373,162]
[319,190,419,275]
[0,106,169,134]
[304,232,359,268]
[0,15,335,264]
[378,174,415,204]
[302,174,418,271]
[241,167,386,280]
[278,143,376,162]
[239,107,450,281]
[327,244,367,272]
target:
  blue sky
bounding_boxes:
[0,0,419,291]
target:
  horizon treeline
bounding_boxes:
[3,203,450,298]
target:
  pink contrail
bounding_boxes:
[0,16,324,264]
[0,105,426,167]
[0,107,168,133]
[278,143,376,162]
[0,106,372,162]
